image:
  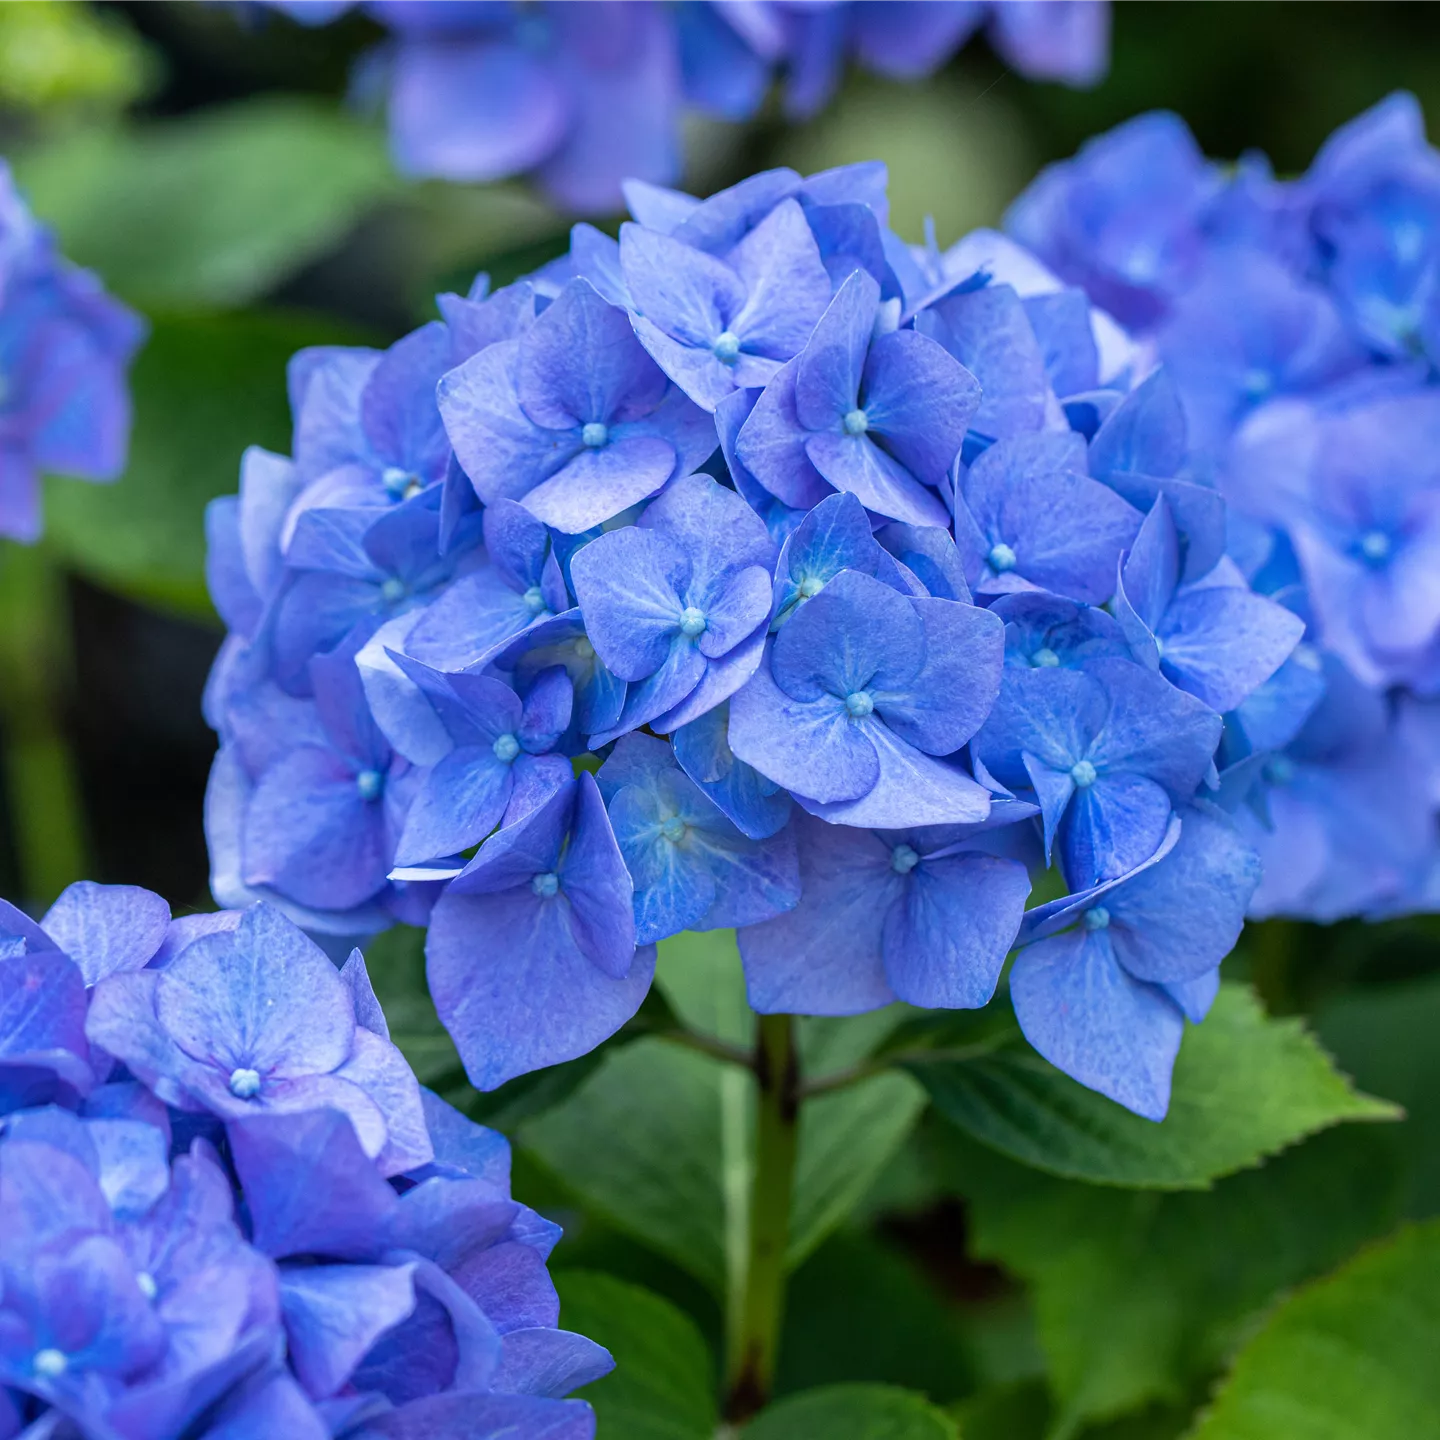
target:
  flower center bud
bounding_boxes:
[988,542,1018,573]
[678,606,708,639]
[522,585,547,615]
[228,1067,262,1100]
[380,577,407,605]
[842,408,869,436]
[1242,368,1272,401]
[1032,646,1060,668]
[356,769,385,801]
[798,575,824,599]
[1292,642,1321,672]
[845,690,875,718]
[582,422,609,449]
[136,1272,158,1301]
[382,466,421,498]
[493,732,521,763]
[1083,905,1111,931]
[575,637,595,660]
[1359,529,1391,564]
[33,1349,67,1379]
[532,871,560,898]
[1265,754,1295,786]
[890,843,920,875]
[1070,759,1098,788]
[713,330,741,364]
[660,815,687,843]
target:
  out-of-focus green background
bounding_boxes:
[0,0,1437,918]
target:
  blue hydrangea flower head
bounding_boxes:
[0,160,145,542]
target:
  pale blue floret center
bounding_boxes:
[1033,646,1060,668]
[523,585,547,615]
[845,690,875,718]
[1266,754,1296,786]
[228,1066,262,1100]
[356,769,385,801]
[713,330,742,364]
[988,542,1018,573]
[33,1348,67,1379]
[1359,529,1391,564]
[1070,759,1098,788]
[493,732,521,763]
[678,606,708,639]
[798,575,824,598]
[582,421,609,449]
[891,843,921,875]
[532,871,560,898]
[136,1272,158,1300]
[660,815,687,843]
[382,465,422,499]
[380,577,408,605]
[843,408,869,436]
[1083,905,1111,931]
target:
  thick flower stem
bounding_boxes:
[724,1011,799,1423]
[0,545,88,905]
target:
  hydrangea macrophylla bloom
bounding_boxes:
[203,157,1287,1119]
[0,160,144,541]
[973,656,1222,889]
[1012,807,1262,1119]
[729,569,1003,828]
[267,1,1110,214]
[596,733,800,944]
[439,277,714,533]
[87,902,431,1176]
[569,472,777,743]
[738,810,1031,1015]
[427,775,656,1089]
[952,431,1143,603]
[736,269,981,526]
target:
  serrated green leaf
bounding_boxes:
[1188,1220,1440,1440]
[13,98,399,309]
[745,1383,957,1440]
[42,309,370,618]
[942,1123,1403,1433]
[553,1272,717,1440]
[913,985,1398,1188]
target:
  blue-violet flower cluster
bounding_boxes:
[0,159,144,542]
[1007,92,1440,922]
[268,0,1109,213]
[0,881,610,1439]
[204,160,1278,1123]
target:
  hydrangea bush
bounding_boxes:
[0,159,144,542]
[203,158,1287,1127]
[1006,92,1440,922]
[270,0,1109,211]
[0,881,609,1439]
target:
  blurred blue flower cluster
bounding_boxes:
[1008,93,1440,923]
[0,881,609,1440]
[272,0,1109,212]
[0,161,144,543]
[203,159,1286,1123]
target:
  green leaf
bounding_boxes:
[745,1384,957,1440]
[42,309,369,617]
[13,97,399,310]
[552,1272,717,1440]
[943,1123,1403,1433]
[1317,974,1440,1216]
[655,929,755,1049]
[1189,1220,1440,1440]
[912,984,1398,1188]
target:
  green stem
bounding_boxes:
[724,1012,798,1423]
[0,544,88,905]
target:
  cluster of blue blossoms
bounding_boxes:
[0,161,144,542]
[271,0,1108,212]
[0,882,609,1439]
[1008,92,1440,922]
[205,160,1280,1123]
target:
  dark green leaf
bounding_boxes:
[944,1123,1403,1431]
[43,309,370,618]
[552,1272,717,1440]
[1189,1219,1440,1440]
[744,1383,957,1440]
[912,985,1398,1188]
[14,98,398,309]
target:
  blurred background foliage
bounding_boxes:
[2,6,1440,1437]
